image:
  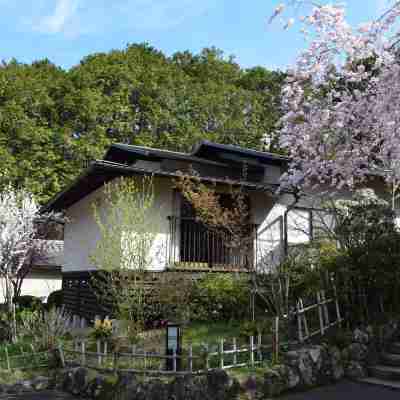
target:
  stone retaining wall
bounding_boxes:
[6,322,398,399]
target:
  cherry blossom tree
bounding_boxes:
[270,1,400,209]
[0,187,57,341]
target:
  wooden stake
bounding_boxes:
[321,291,329,326]
[233,338,237,366]
[317,292,325,335]
[81,340,86,366]
[249,336,254,367]
[172,349,177,372]
[188,343,193,372]
[97,340,102,366]
[297,301,303,343]
[219,338,224,369]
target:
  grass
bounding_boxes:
[183,320,243,347]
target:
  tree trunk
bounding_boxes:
[5,277,17,343]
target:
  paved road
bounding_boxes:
[280,380,400,399]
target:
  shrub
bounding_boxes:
[192,274,250,322]
[47,290,63,309]
[20,307,71,350]
[239,319,271,338]
[14,295,43,311]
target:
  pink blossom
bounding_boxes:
[269,1,400,203]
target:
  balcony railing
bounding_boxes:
[167,216,256,271]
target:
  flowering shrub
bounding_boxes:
[91,318,113,341]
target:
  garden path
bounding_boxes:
[279,380,400,399]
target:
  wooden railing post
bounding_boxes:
[321,291,329,326]
[188,343,193,372]
[233,338,237,366]
[249,336,254,367]
[172,349,177,372]
[317,292,325,336]
[273,316,279,363]
[81,340,86,366]
[205,344,210,370]
[258,333,262,362]
[97,340,102,366]
[219,338,224,369]
[300,299,309,340]
[297,301,303,343]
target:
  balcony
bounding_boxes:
[167,216,256,272]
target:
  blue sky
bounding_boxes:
[0,0,389,71]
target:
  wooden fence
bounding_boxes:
[59,289,343,375]
[60,333,275,375]
[0,344,52,371]
[295,289,343,343]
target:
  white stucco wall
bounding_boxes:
[63,176,174,273]
[0,274,62,303]
[250,183,399,272]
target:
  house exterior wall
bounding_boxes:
[63,176,174,273]
[0,274,62,303]
[250,180,400,273]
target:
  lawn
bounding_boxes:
[182,320,243,347]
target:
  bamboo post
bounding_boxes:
[219,338,224,369]
[144,351,147,370]
[104,341,108,364]
[317,292,325,335]
[30,344,37,368]
[97,340,102,366]
[300,299,309,340]
[257,333,262,362]
[321,291,329,326]
[81,340,86,366]
[205,344,210,370]
[333,284,342,327]
[249,336,254,367]
[172,349,177,372]
[5,346,10,371]
[297,301,303,343]
[188,343,193,372]
[273,316,279,363]
[233,338,237,366]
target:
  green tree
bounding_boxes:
[0,45,285,203]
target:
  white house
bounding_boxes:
[43,141,392,319]
[0,240,63,304]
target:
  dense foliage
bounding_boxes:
[325,193,400,322]
[0,45,285,203]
